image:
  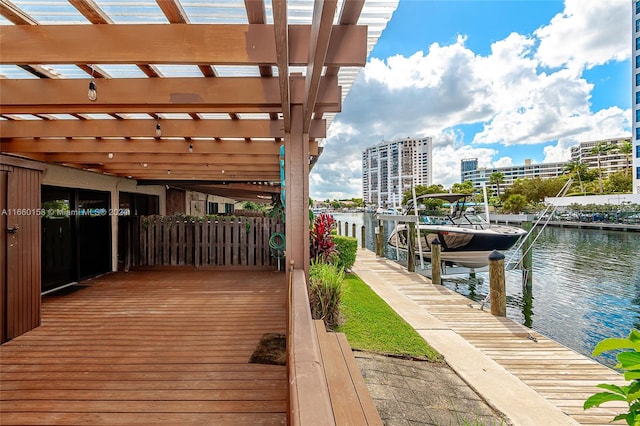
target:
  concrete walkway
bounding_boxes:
[352,249,626,426]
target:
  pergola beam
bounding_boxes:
[0,76,340,114]
[0,24,367,67]
[1,139,318,156]
[0,119,326,139]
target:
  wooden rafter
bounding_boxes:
[304,0,338,133]
[272,0,291,132]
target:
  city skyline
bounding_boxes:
[310,0,631,200]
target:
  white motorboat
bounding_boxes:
[387,193,527,268]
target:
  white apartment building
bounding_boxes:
[633,2,640,193]
[570,137,632,179]
[362,137,432,208]
[460,159,567,194]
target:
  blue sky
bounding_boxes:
[310,0,631,200]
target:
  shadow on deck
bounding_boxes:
[0,270,287,425]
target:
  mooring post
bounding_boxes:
[379,220,385,257]
[407,222,415,272]
[361,225,365,249]
[431,238,441,284]
[352,223,356,240]
[520,220,533,289]
[489,250,507,317]
[337,221,342,235]
[344,221,349,237]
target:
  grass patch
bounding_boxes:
[336,273,442,361]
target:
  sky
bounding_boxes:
[309,0,632,201]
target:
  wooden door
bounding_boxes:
[1,171,7,343]
[1,155,43,343]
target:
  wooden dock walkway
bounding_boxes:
[0,270,287,425]
[353,249,627,426]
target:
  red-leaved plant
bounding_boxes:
[310,213,338,263]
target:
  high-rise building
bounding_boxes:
[633,1,640,193]
[460,159,567,193]
[362,137,433,208]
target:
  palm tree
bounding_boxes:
[589,142,614,193]
[618,139,633,176]
[564,160,587,194]
[489,171,505,197]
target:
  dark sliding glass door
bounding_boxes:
[41,186,112,293]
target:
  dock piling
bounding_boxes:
[520,221,533,289]
[407,222,415,272]
[488,250,506,317]
[431,238,441,284]
[361,225,365,249]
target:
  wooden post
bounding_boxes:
[375,220,382,256]
[431,238,441,284]
[344,221,349,237]
[361,225,365,249]
[352,223,356,240]
[489,250,506,317]
[520,220,533,289]
[337,221,342,235]
[407,222,415,272]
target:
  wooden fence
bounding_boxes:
[126,215,284,269]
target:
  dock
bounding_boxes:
[353,249,627,426]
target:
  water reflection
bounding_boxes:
[333,212,640,368]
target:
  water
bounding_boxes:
[332,212,640,368]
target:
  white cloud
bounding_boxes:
[310,0,631,200]
[535,0,631,71]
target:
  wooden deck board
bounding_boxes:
[0,270,287,425]
[354,251,627,426]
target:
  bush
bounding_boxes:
[309,261,344,329]
[333,235,357,271]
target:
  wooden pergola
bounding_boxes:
[0,0,398,273]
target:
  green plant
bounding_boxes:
[309,261,344,329]
[584,329,640,425]
[333,235,357,271]
[310,213,337,263]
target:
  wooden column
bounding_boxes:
[285,105,310,278]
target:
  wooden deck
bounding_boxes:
[353,249,627,426]
[0,270,287,425]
